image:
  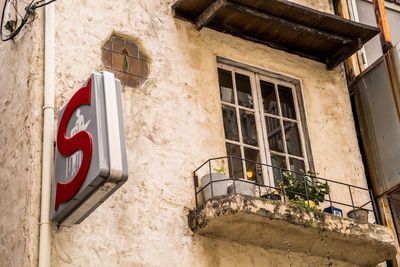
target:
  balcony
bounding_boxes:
[172,0,380,69]
[189,156,397,266]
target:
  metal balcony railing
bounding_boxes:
[193,156,381,224]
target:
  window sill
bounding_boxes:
[188,194,396,265]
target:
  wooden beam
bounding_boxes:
[172,0,379,69]
[372,0,393,54]
[173,8,196,22]
[195,0,227,31]
[208,20,324,63]
[326,38,362,69]
[225,1,353,45]
[334,0,362,77]
[171,0,187,9]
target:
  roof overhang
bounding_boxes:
[172,0,380,69]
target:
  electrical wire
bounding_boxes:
[34,0,56,8]
[0,0,57,41]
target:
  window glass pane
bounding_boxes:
[283,120,302,157]
[260,80,278,115]
[289,158,305,176]
[355,0,400,65]
[266,116,284,152]
[235,73,253,108]
[270,154,286,186]
[218,68,234,103]
[278,85,296,119]
[240,110,258,146]
[222,105,239,142]
[226,143,243,179]
[244,148,263,184]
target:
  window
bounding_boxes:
[352,0,400,65]
[102,36,149,88]
[218,59,312,187]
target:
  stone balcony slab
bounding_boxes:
[188,194,397,266]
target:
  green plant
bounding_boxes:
[213,167,226,174]
[279,171,332,262]
[280,171,329,206]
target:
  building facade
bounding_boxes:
[348,0,400,265]
[0,0,397,266]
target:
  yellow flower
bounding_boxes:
[304,200,317,209]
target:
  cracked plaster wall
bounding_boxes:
[0,8,44,267]
[49,0,369,266]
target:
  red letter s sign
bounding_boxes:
[55,79,93,210]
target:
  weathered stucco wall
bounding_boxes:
[47,0,372,266]
[0,9,44,267]
[292,0,333,12]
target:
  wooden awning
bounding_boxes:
[172,0,380,69]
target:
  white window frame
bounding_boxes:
[219,65,268,184]
[348,0,400,70]
[217,58,314,187]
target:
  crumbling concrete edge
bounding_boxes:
[188,194,397,259]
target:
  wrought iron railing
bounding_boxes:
[193,156,381,224]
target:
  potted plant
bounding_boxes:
[200,168,229,202]
[280,171,329,209]
[227,169,256,196]
[228,179,256,196]
[347,208,368,223]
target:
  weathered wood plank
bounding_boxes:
[172,0,380,68]
[173,9,196,22]
[172,0,187,9]
[225,1,352,44]
[174,0,379,42]
[326,38,362,69]
[195,0,227,30]
[372,0,393,54]
[208,20,324,63]
[237,0,380,39]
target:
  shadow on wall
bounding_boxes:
[197,236,348,267]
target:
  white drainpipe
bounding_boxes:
[38,2,55,267]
